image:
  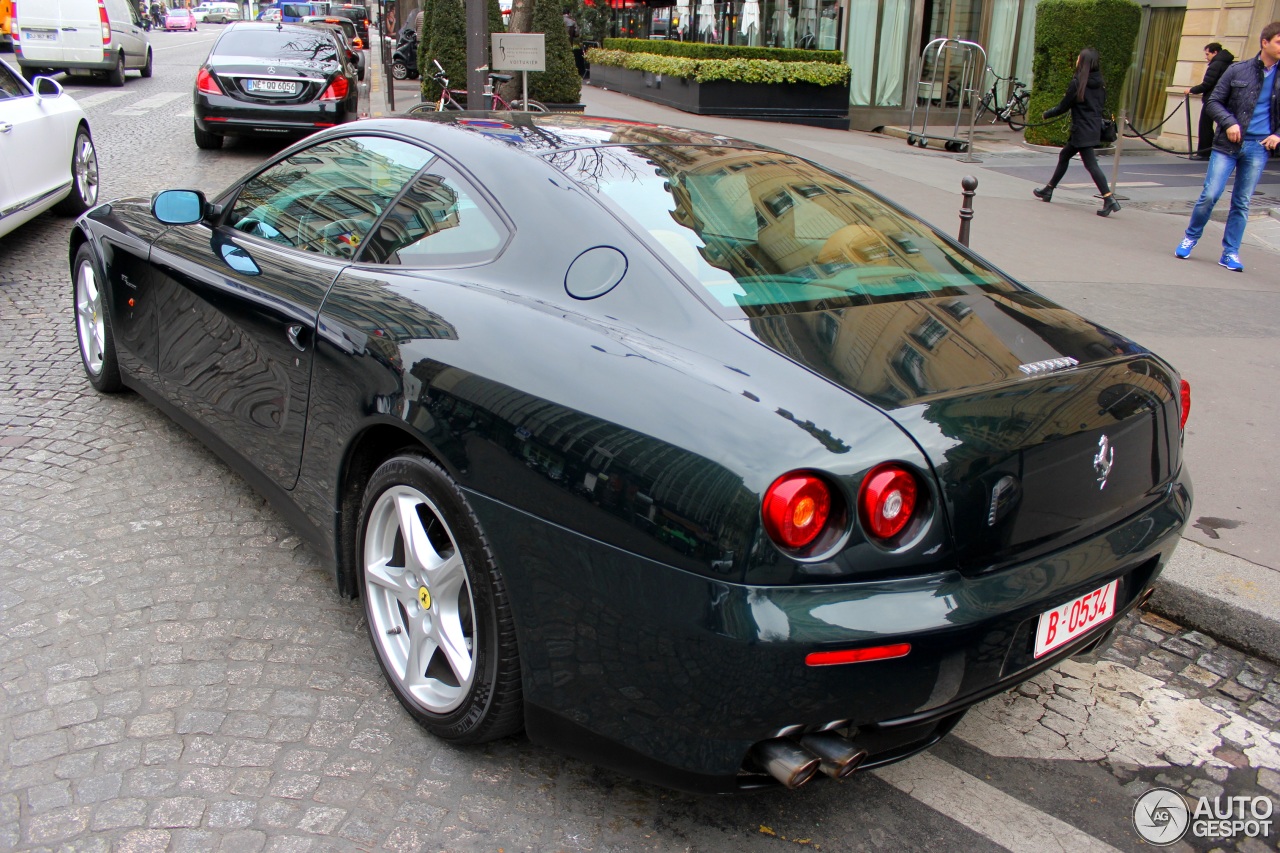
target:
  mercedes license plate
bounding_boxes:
[24,29,57,40]
[246,79,298,94]
[1033,579,1118,658]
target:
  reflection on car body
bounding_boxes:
[68,113,1192,794]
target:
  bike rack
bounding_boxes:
[907,37,986,163]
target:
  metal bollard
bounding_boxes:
[958,175,978,246]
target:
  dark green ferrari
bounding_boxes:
[70,112,1191,793]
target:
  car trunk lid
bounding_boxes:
[209,57,333,103]
[737,289,1184,573]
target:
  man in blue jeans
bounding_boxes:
[1176,21,1280,271]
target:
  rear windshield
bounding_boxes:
[215,28,338,61]
[329,6,368,21]
[553,144,1008,317]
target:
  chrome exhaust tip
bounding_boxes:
[750,739,821,789]
[799,732,868,780]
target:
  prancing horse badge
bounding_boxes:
[1093,435,1114,490]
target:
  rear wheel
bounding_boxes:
[508,98,549,113]
[358,454,523,744]
[140,48,153,78]
[54,128,99,216]
[392,59,409,80]
[194,122,224,150]
[975,92,994,123]
[106,52,125,86]
[73,244,123,394]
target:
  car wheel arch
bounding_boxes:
[332,420,454,598]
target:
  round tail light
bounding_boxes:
[858,463,919,541]
[762,472,833,550]
[1179,379,1191,430]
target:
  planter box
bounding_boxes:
[589,64,849,129]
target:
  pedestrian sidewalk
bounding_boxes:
[369,62,1280,662]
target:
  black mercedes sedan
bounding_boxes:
[69,113,1192,793]
[192,21,359,149]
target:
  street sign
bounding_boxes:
[491,32,545,71]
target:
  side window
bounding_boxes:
[228,135,431,259]
[361,165,507,266]
[0,63,28,99]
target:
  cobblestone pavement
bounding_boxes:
[2,36,1280,852]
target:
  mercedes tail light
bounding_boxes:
[319,75,349,100]
[196,67,223,95]
[98,0,111,44]
[762,471,834,550]
[1179,379,1191,430]
[858,463,919,542]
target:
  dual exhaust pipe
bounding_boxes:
[750,732,868,789]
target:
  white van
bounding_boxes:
[14,0,152,86]
[193,3,241,23]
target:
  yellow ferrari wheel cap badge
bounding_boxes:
[418,587,431,610]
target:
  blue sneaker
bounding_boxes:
[1219,252,1244,272]
[1175,237,1196,259]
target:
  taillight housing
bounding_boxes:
[1179,379,1191,430]
[762,471,836,551]
[858,463,920,542]
[98,0,111,44]
[196,67,223,95]
[319,75,349,100]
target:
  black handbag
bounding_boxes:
[1100,116,1118,144]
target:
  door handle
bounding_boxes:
[286,324,307,352]
[0,122,12,133]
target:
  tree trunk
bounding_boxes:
[498,0,534,101]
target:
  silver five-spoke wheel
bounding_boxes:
[74,134,99,209]
[75,257,105,376]
[364,484,477,714]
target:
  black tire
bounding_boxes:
[54,127,99,216]
[72,244,123,394]
[106,52,125,86]
[508,98,549,113]
[357,453,523,744]
[194,122,224,150]
[975,92,993,123]
[392,59,409,80]
[141,48,153,78]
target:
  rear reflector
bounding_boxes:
[806,644,911,667]
[1179,379,1191,430]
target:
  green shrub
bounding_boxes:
[602,37,844,65]
[416,0,436,79]
[1025,0,1140,146]
[489,0,505,35]
[421,0,466,104]
[526,0,581,104]
[586,48,850,87]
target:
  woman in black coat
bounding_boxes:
[1033,47,1121,217]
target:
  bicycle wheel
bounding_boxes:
[975,92,994,123]
[508,99,549,113]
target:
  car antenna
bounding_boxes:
[276,22,283,30]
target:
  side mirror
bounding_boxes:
[152,189,208,225]
[33,76,64,99]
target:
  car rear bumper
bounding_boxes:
[468,471,1192,793]
[195,95,355,137]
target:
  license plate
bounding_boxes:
[1033,579,1118,658]
[245,79,299,94]
[24,29,57,40]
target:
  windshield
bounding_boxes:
[215,28,338,62]
[551,144,1010,318]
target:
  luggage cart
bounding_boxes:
[907,37,986,162]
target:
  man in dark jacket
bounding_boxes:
[1176,22,1280,271]
[1188,43,1235,158]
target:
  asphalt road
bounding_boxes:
[1,32,1279,851]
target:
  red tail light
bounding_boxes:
[319,75,349,100]
[762,472,832,550]
[858,463,919,541]
[196,67,223,95]
[1179,379,1191,430]
[98,0,111,44]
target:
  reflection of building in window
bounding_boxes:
[911,316,948,349]
[763,189,795,218]
[893,344,928,394]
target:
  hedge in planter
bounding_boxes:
[586,49,850,87]
[1025,0,1140,146]
[421,0,466,103]
[602,37,843,66]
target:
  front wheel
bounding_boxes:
[508,98,549,113]
[392,59,409,80]
[358,454,523,744]
[975,92,994,123]
[54,127,99,216]
[73,244,123,393]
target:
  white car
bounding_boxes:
[0,59,98,239]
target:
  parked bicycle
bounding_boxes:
[415,59,549,112]
[974,66,1030,128]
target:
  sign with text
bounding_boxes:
[491,33,545,71]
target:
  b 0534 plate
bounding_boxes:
[1033,579,1118,658]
